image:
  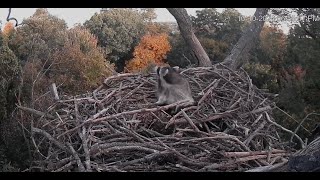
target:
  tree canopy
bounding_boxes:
[84,8,147,71]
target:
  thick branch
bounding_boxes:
[223,8,269,70]
[167,8,212,67]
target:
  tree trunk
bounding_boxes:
[167,8,212,67]
[276,136,320,172]
[223,8,269,70]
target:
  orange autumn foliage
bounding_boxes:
[2,22,15,36]
[125,33,171,73]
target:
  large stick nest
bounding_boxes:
[26,64,296,172]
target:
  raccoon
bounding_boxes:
[154,65,194,114]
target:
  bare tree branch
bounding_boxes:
[223,8,269,70]
[6,8,20,27]
[167,8,212,67]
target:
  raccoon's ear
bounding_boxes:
[172,66,180,72]
[153,66,160,74]
[163,69,169,76]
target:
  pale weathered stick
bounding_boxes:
[224,149,287,158]
[17,105,55,119]
[50,83,60,101]
[181,110,200,132]
[245,158,288,172]
[67,142,86,172]
[32,127,68,152]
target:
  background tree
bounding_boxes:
[0,31,28,168]
[125,33,171,73]
[242,8,320,139]
[274,9,320,137]
[84,8,147,72]
[1,9,117,170]
[8,8,68,106]
[295,8,320,43]
[192,8,248,45]
[8,8,68,66]
[8,8,115,107]
[139,8,157,22]
[145,22,172,35]
[244,25,287,93]
[50,26,115,94]
[2,22,15,37]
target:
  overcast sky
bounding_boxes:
[0,8,257,28]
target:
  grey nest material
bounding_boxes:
[25,64,296,172]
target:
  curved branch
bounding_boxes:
[6,8,19,27]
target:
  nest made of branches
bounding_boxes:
[22,64,298,172]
